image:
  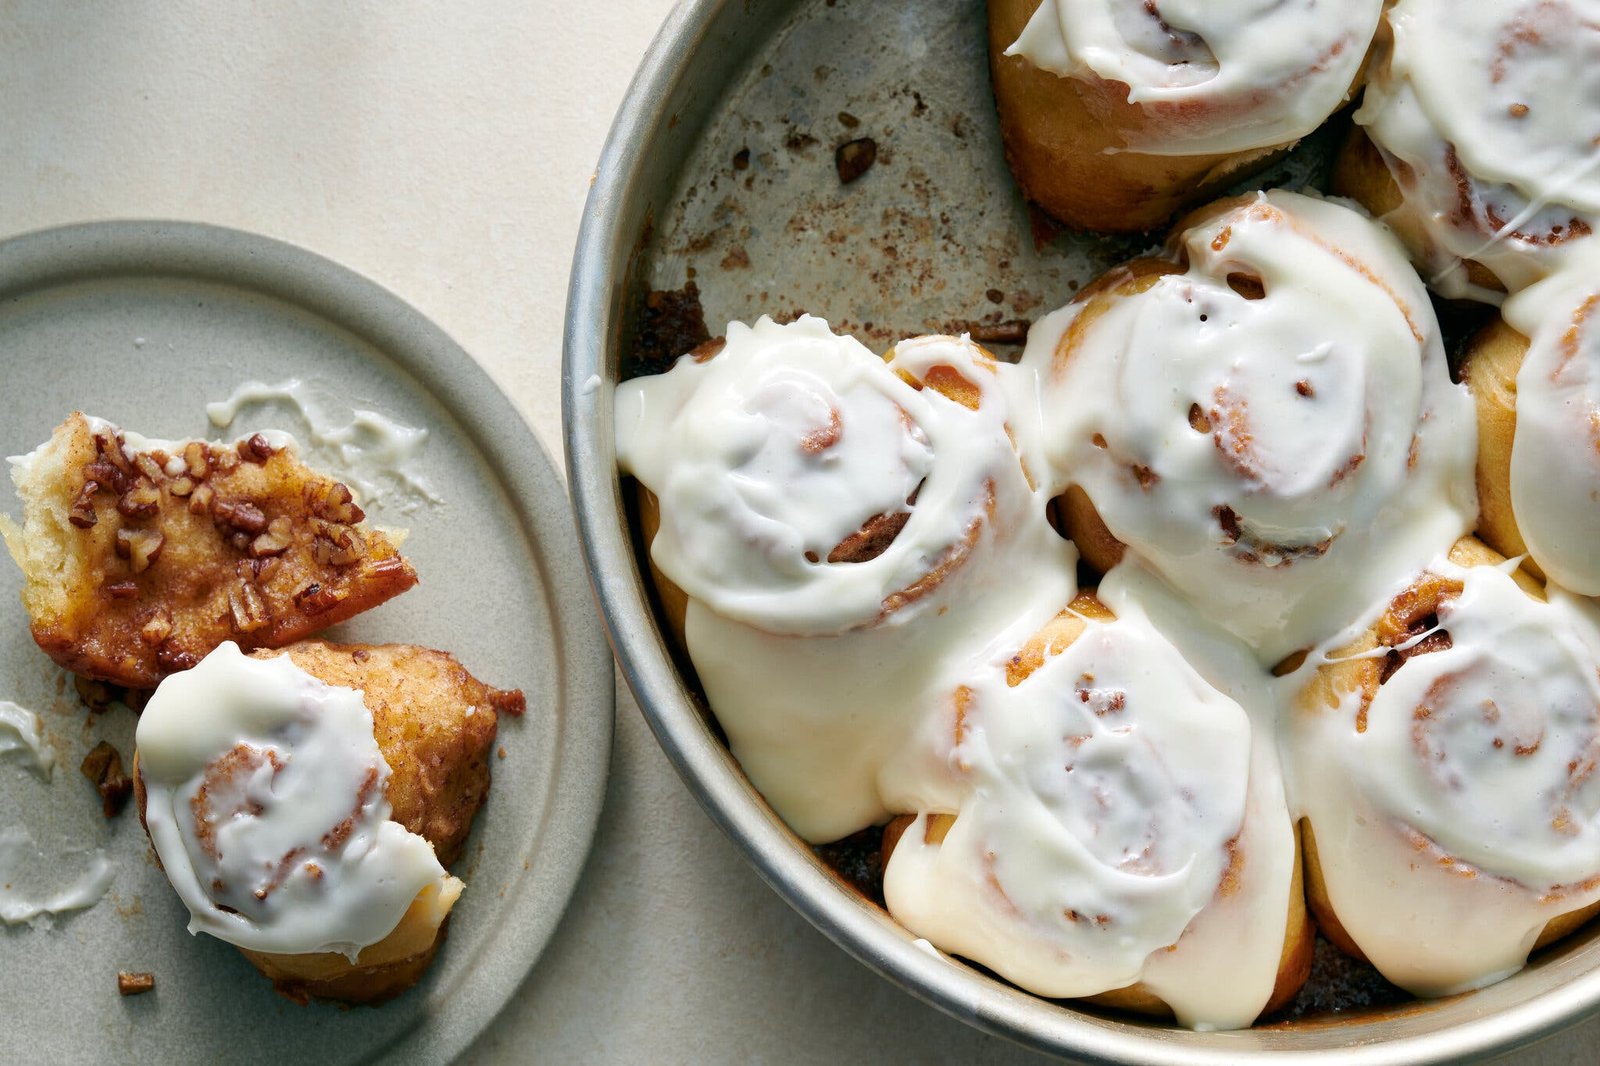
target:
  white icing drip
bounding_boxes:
[0,827,114,926]
[1022,190,1478,662]
[136,643,456,960]
[1008,0,1381,155]
[1504,268,1600,595]
[205,379,439,512]
[0,701,55,779]
[68,413,299,465]
[1295,561,1600,995]
[881,594,1285,1029]
[1356,0,1600,298]
[619,319,1076,841]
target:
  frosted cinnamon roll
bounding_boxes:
[133,640,509,1004]
[1335,0,1600,300]
[616,317,1075,842]
[1464,267,1600,595]
[880,591,1309,1030]
[991,0,1383,232]
[1021,190,1477,663]
[1294,538,1600,995]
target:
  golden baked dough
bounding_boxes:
[1458,317,1540,577]
[988,0,1289,233]
[1,413,417,688]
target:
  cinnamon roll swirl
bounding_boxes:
[880,591,1309,1030]
[1021,190,1478,663]
[1335,0,1600,300]
[991,0,1382,232]
[617,318,1074,842]
[1294,538,1600,996]
[1464,266,1600,595]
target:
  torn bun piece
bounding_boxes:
[1,413,416,689]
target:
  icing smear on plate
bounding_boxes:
[205,379,441,513]
[0,702,115,927]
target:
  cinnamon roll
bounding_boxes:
[1294,537,1600,996]
[880,590,1309,1029]
[990,0,1383,232]
[616,317,1075,842]
[1334,0,1600,300]
[132,640,510,1004]
[1463,267,1600,595]
[0,413,416,689]
[1021,190,1478,663]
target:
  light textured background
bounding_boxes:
[2,2,1597,1062]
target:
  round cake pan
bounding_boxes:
[563,0,1600,1060]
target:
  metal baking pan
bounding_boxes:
[564,0,1600,1060]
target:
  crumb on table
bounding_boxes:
[117,972,155,997]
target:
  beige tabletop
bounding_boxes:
[3,3,1598,1063]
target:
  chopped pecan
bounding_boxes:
[239,433,276,463]
[156,646,200,673]
[488,689,527,718]
[213,446,240,473]
[310,481,364,524]
[183,441,210,480]
[95,431,134,476]
[188,482,216,515]
[134,453,166,483]
[104,580,140,601]
[249,555,283,582]
[68,482,100,528]
[140,608,173,647]
[313,523,366,567]
[116,972,155,997]
[294,581,346,615]
[168,476,195,498]
[227,568,269,633]
[114,528,165,573]
[80,741,132,818]
[212,498,268,535]
[116,481,162,520]
[250,516,294,557]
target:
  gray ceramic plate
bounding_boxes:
[0,221,611,1065]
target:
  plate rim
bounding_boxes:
[0,217,615,1066]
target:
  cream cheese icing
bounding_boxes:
[0,827,115,926]
[136,642,458,960]
[881,584,1293,1029]
[1293,560,1600,995]
[206,378,439,511]
[1020,190,1478,663]
[1008,0,1382,156]
[0,701,55,779]
[1503,267,1600,595]
[617,319,1076,842]
[1355,0,1600,299]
